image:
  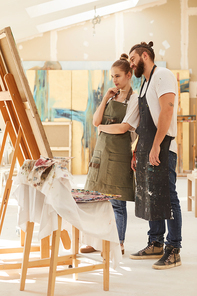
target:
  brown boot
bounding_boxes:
[130,241,163,259]
[120,243,124,255]
[152,245,181,270]
[80,245,96,253]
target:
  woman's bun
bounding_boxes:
[148,41,153,47]
[120,53,128,61]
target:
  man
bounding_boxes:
[129,41,182,270]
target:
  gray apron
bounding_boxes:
[85,94,135,201]
[135,65,172,221]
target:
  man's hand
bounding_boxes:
[149,144,161,166]
[131,154,136,171]
[98,125,101,135]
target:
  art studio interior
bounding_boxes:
[0,0,196,296]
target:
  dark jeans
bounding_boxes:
[148,151,182,248]
[110,199,127,244]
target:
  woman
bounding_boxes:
[81,54,139,254]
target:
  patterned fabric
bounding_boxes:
[18,156,70,191]
[71,189,120,203]
[17,156,120,203]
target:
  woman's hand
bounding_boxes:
[103,87,119,103]
[93,87,119,127]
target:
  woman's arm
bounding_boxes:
[98,122,131,134]
[93,87,119,127]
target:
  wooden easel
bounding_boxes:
[176,73,196,175]
[0,27,71,269]
[177,73,183,174]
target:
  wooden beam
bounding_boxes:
[5,73,41,159]
[0,91,11,101]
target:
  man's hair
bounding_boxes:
[129,41,155,62]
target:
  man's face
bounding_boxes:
[129,50,145,78]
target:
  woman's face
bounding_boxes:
[111,66,131,89]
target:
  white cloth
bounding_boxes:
[12,163,121,269]
[140,67,178,153]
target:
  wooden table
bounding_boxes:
[20,215,110,296]
[12,159,121,295]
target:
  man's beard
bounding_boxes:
[134,58,144,78]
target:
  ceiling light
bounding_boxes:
[92,6,101,36]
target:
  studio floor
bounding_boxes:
[0,175,196,296]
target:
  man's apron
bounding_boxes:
[85,98,135,201]
[135,65,172,221]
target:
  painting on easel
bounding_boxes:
[26,69,142,174]
[0,27,52,261]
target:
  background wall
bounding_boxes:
[9,0,197,172]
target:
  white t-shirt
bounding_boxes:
[122,92,139,142]
[122,92,139,129]
[124,67,178,153]
[141,67,178,153]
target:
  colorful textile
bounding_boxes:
[17,156,70,191]
[17,157,120,203]
[71,189,120,203]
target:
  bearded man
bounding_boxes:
[129,41,182,270]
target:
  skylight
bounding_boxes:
[36,0,139,33]
[26,0,99,18]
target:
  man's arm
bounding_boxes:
[149,92,175,166]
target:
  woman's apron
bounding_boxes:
[135,65,172,221]
[84,99,135,201]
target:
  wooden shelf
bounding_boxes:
[42,122,72,172]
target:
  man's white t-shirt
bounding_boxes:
[123,67,178,153]
[122,93,139,142]
[122,93,139,130]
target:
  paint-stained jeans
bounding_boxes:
[148,151,182,248]
[110,199,127,244]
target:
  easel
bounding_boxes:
[0,27,71,269]
[176,73,196,175]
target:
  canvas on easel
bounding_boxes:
[0,27,70,268]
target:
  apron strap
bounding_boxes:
[139,64,157,97]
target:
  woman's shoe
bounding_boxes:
[121,243,124,255]
[80,245,96,253]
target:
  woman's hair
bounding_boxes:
[129,41,155,62]
[112,53,132,74]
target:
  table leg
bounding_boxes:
[20,221,34,291]
[20,229,25,247]
[47,215,61,296]
[187,179,192,211]
[195,179,197,217]
[72,226,79,280]
[41,236,50,258]
[102,240,110,291]
[61,230,71,250]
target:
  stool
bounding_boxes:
[187,173,197,217]
[20,215,110,296]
